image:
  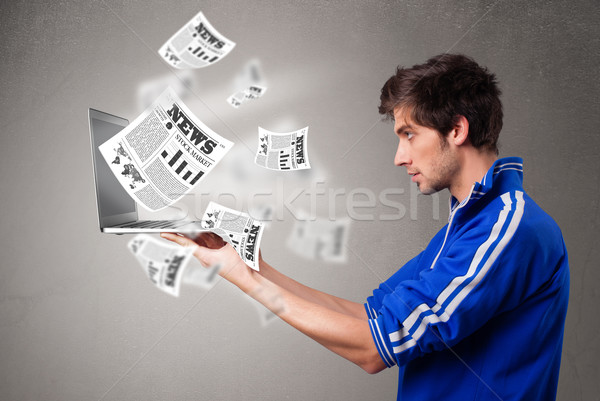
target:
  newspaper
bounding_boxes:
[227,59,267,108]
[99,87,234,212]
[128,234,195,297]
[201,202,265,271]
[159,11,236,69]
[227,85,267,108]
[254,126,311,171]
[286,214,351,263]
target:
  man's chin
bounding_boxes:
[416,183,440,196]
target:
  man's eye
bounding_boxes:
[406,132,414,140]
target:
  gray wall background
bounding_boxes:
[1,0,598,400]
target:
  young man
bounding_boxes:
[162,54,570,400]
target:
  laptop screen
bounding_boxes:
[89,110,137,221]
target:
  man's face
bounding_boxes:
[393,107,459,195]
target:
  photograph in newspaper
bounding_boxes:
[286,214,351,263]
[128,234,195,297]
[99,87,234,212]
[159,11,236,69]
[254,126,311,171]
[200,201,265,271]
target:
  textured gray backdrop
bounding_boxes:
[1,0,598,400]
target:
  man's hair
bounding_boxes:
[379,54,503,154]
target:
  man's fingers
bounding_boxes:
[192,232,219,249]
[205,232,226,248]
[161,232,217,267]
[161,232,248,277]
[160,232,197,248]
[192,234,209,248]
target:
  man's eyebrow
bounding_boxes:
[395,124,414,134]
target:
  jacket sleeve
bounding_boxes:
[367,191,559,367]
[364,251,425,321]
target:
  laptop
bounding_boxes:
[88,108,204,234]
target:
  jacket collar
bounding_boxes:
[449,157,524,217]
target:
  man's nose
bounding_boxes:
[394,140,410,166]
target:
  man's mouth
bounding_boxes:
[407,171,420,182]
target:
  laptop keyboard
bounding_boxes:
[116,220,194,229]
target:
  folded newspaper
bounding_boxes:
[128,234,195,297]
[99,87,233,212]
[201,202,265,271]
[159,11,236,69]
[254,126,311,170]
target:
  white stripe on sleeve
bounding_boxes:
[387,191,525,353]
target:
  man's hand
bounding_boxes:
[160,232,257,291]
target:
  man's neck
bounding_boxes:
[450,149,497,203]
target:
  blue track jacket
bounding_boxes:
[365,157,569,400]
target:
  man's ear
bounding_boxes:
[451,115,469,146]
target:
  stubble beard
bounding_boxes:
[417,137,459,195]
